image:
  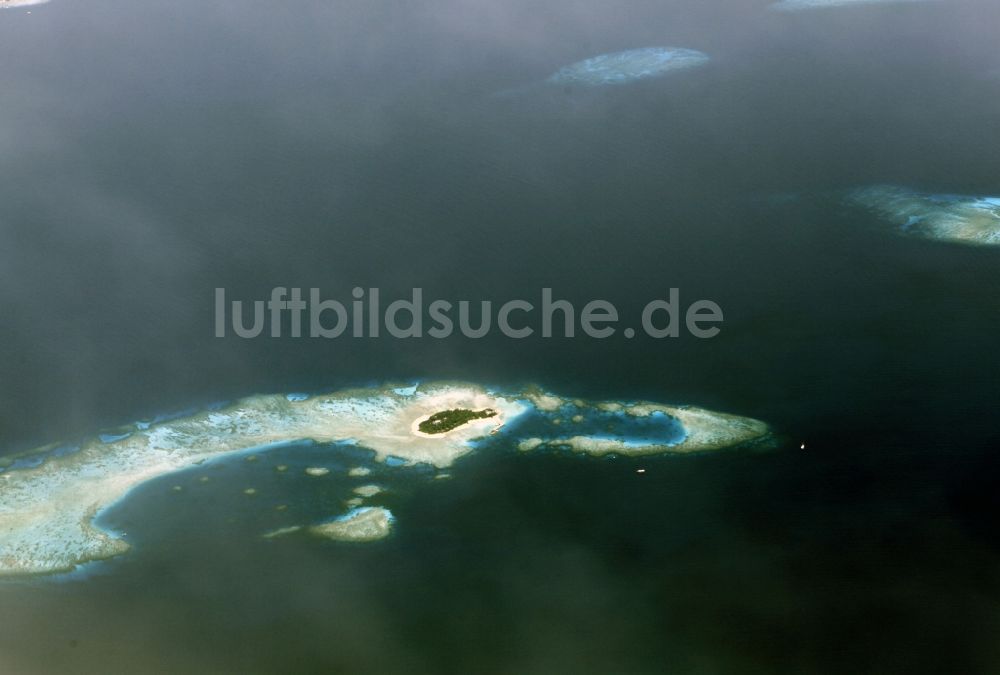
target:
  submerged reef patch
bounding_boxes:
[264,507,394,542]
[770,0,932,10]
[546,47,710,87]
[309,507,394,542]
[0,381,768,576]
[848,185,1000,246]
[1,0,51,7]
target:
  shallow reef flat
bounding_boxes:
[770,0,932,10]
[848,185,1000,246]
[546,47,710,87]
[308,507,394,542]
[0,0,50,7]
[0,382,769,577]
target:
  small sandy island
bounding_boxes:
[411,407,502,439]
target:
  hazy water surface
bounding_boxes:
[1,0,999,672]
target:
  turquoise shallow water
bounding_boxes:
[492,403,688,447]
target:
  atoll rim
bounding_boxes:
[0,381,768,577]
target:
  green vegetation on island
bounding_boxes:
[418,408,497,434]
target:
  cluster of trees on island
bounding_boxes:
[418,409,498,434]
